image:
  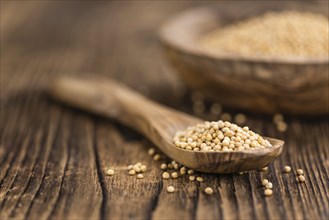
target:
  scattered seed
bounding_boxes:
[277,121,288,132]
[153,154,161,161]
[167,186,175,193]
[297,175,306,182]
[196,177,204,182]
[127,165,133,170]
[189,175,196,181]
[162,172,170,179]
[204,187,214,195]
[262,179,269,186]
[187,169,195,175]
[273,113,284,124]
[141,165,147,172]
[137,174,144,179]
[148,148,155,156]
[296,169,304,175]
[129,170,136,176]
[264,189,273,196]
[171,172,179,179]
[106,169,115,176]
[180,167,187,175]
[284,166,291,173]
[160,163,167,170]
[265,182,273,189]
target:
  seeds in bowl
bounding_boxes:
[173,120,272,152]
[200,11,329,58]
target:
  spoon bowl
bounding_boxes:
[50,76,284,173]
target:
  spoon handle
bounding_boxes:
[50,76,195,140]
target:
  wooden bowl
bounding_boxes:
[159,3,329,115]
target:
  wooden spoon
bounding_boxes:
[50,76,284,173]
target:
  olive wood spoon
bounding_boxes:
[50,76,284,173]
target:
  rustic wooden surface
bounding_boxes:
[1,1,328,220]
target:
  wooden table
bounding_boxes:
[1,1,328,219]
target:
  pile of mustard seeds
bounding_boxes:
[200,11,329,58]
[173,120,272,152]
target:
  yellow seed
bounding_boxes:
[167,186,175,193]
[153,154,161,161]
[273,113,284,124]
[277,121,287,132]
[148,148,155,156]
[260,166,268,171]
[180,167,187,175]
[265,182,273,189]
[204,187,214,195]
[171,172,179,179]
[234,113,247,125]
[296,169,304,175]
[264,189,273,196]
[187,169,195,175]
[262,179,269,186]
[162,172,170,179]
[189,175,196,181]
[137,174,144,179]
[283,166,291,173]
[129,170,136,176]
[160,163,167,170]
[141,165,147,172]
[297,175,305,182]
[196,177,204,182]
[106,169,115,176]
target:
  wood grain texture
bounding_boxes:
[1,1,328,219]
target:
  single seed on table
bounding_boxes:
[153,154,161,161]
[148,148,155,156]
[262,179,269,186]
[171,172,179,179]
[167,186,175,193]
[284,166,291,173]
[265,182,273,189]
[187,169,195,175]
[297,175,306,182]
[189,175,196,181]
[173,163,179,170]
[162,172,170,179]
[141,165,147,172]
[196,177,204,182]
[106,169,115,176]
[180,167,187,175]
[167,164,173,169]
[160,163,167,170]
[129,170,136,176]
[296,169,304,175]
[133,165,141,173]
[137,174,144,179]
[127,165,133,170]
[264,189,273,196]
[204,187,214,195]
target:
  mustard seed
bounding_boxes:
[180,167,187,175]
[187,169,195,175]
[171,172,179,179]
[284,166,291,173]
[167,186,175,193]
[234,113,247,125]
[297,175,306,182]
[141,165,147,172]
[148,148,155,156]
[196,176,204,182]
[262,179,269,186]
[160,163,167,170]
[296,169,304,175]
[261,166,268,171]
[127,165,133,170]
[129,170,136,176]
[106,169,115,176]
[265,182,273,189]
[153,154,161,161]
[273,114,284,124]
[162,172,170,179]
[220,113,232,122]
[204,187,214,195]
[264,189,273,197]
[277,121,287,132]
[189,175,196,181]
[137,174,144,179]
